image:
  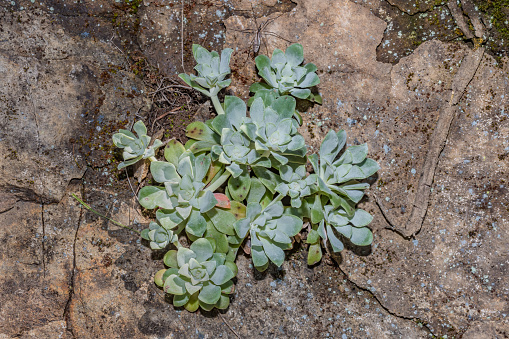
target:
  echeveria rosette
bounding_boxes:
[242,96,307,167]
[275,165,316,208]
[157,239,237,312]
[234,201,302,272]
[112,120,163,170]
[179,44,233,97]
[141,221,180,250]
[308,129,380,217]
[305,129,379,265]
[250,43,322,105]
[138,145,219,238]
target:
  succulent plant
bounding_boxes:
[106,43,381,313]
[242,96,307,166]
[179,44,233,115]
[141,221,180,250]
[250,43,321,104]
[305,129,380,264]
[112,121,163,169]
[138,141,219,238]
[234,201,302,271]
[156,238,237,312]
[275,165,316,208]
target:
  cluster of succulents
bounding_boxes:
[112,121,163,169]
[112,43,379,312]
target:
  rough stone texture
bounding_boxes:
[1,0,509,338]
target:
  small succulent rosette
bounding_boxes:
[234,201,302,271]
[179,44,233,97]
[154,239,237,312]
[250,43,321,104]
[112,121,163,169]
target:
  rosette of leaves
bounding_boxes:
[138,142,219,238]
[179,44,233,98]
[305,129,380,264]
[159,239,237,312]
[234,201,302,271]
[250,43,321,105]
[141,221,180,250]
[112,121,163,169]
[275,165,316,208]
[241,96,307,167]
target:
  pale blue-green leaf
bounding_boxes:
[224,95,247,128]
[163,250,179,268]
[220,48,233,73]
[290,88,311,99]
[320,130,341,164]
[249,82,272,94]
[350,209,373,227]
[246,178,266,204]
[199,191,217,213]
[198,284,221,304]
[271,95,295,119]
[206,208,236,235]
[133,120,147,137]
[210,265,234,286]
[271,48,286,67]
[260,237,285,267]
[150,161,179,183]
[277,215,302,237]
[192,44,212,65]
[164,275,187,295]
[195,154,211,182]
[310,194,324,224]
[172,294,189,307]
[251,245,268,270]
[186,210,207,237]
[326,225,344,252]
[264,201,284,218]
[234,218,251,239]
[211,114,232,135]
[117,156,143,170]
[164,139,186,167]
[185,282,203,296]
[139,186,171,209]
[255,55,271,72]
[285,43,304,67]
[358,158,380,178]
[177,247,196,267]
[297,72,320,88]
[345,144,368,164]
[308,154,319,174]
[252,166,281,193]
[349,227,373,246]
[190,238,214,262]
[335,224,352,238]
[259,67,278,88]
[226,163,243,178]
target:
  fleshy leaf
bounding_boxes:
[190,238,214,262]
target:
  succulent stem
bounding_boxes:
[205,171,231,192]
[211,94,225,115]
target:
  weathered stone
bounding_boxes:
[1,0,508,338]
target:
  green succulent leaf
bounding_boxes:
[228,171,251,202]
[307,243,322,265]
[190,238,214,262]
[349,227,373,246]
[198,284,222,305]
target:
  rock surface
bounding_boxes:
[1,0,508,338]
